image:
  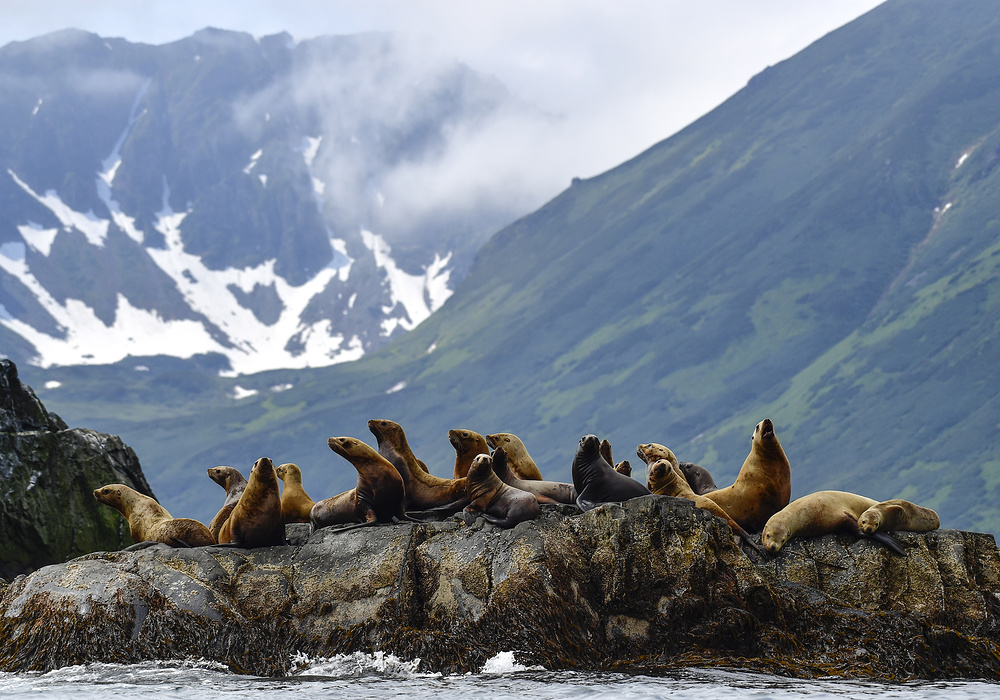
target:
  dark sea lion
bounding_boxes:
[646,459,764,556]
[491,445,578,505]
[275,462,315,524]
[369,419,469,511]
[858,499,940,535]
[462,450,540,528]
[449,428,489,479]
[703,419,791,533]
[311,436,409,529]
[600,437,631,476]
[485,432,544,481]
[219,457,284,547]
[573,434,650,511]
[678,461,718,495]
[93,484,215,547]
[761,490,904,555]
[207,465,247,540]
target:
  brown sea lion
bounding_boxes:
[636,443,679,468]
[761,490,904,555]
[275,462,315,524]
[449,428,489,479]
[311,436,409,529]
[206,466,247,540]
[485,433,544,481]
[600,437,632,476]
[573,434,650,511]
[462,449,540,528]
[614,460,632,477]
[368,419,468,511]
[491,445,578,505]
[858,499,940,535]
[646,459,764,556]
[218,457,284,547]
[702,419,791,533]
[93,484,215,547]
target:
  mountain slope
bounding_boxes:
[30,0,1000,534]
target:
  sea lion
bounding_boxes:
[369,419,468,511]
[636,443,716,495]
[761,490,904,555]
[491,445,578,505]
[858,499,940,535]
[218,457,284,547]
[93,484,215,547]
[461,449,540,528]
[275,462,315,524]
[600,438,632,476]
[573,434,650,511]
[311,436,409,529]
[645,459,764,556]
[678,461,718,495]
[485,433,544,481]
[449,428,489,479]
[703,419,791,533]
[206,466,247,540]
[614,460,632,477]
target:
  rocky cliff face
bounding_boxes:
[0,359,152,579]
[2,496,998,680]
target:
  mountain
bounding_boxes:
[0,28,530,375]
[23,0,1000,535]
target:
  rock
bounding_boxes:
[2,495,999,679]
[0,360,154,579]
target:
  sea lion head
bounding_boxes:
[248,457,277,488]
[275,463,302,483]
[636,443,678,467]
[761,517,789,554]
[754,418,775,443]
[208,466,245,492]
[93,483,131,512]
[857,507,883,536]
[449,428,486,454]
[645,459,673,494]
[368,418,405,445]
[328,436,377,462]
[468,452,494,481]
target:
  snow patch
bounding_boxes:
[426,342,437,354]
[8,170,110,247]
[95,80,151,244]
[271,383,293,393]
[31,99,42,116]
[302,136,322,167]
[244,149,263,174]
[44,380,62,389]
[232,385,259,400]
[386,381,407,394]
[956,153,970,168]
[18,222,59,257]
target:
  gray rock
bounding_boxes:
[0,360,154,579]
[2,495,999,679]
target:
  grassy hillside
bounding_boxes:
[30,0,1000,533]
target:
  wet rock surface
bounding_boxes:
[2,495,999,680]
[0,360,153,579]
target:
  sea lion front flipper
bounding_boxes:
[870,532,905,556]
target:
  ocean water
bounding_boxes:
[0,652,996,699]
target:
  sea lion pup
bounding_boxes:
[218,457,284,547]
[858,499,940,535]
[485,432,544,480]
[761,490,904,555]
[491,445,578,505]
[614,460,633,477]
[645,459,765,557]
[462,449,540,528]
[573,434,650,511]
[368,419,469,511]
[311,436,410,530]
[600,438,632,476]
[207,466,247,540]
[275,463,315,524]
[93,484,215,547]
[702,418,791,533]
[449,428,489,479]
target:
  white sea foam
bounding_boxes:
[288,650,429,678]
[479,651,545,674]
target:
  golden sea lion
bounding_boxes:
[369,419,468,511]
[206,466,247,540]
[275,462,315,524]
[761,490,904,555]
[646,459,764,556]
[636,443,716,494]
[485,433,544,481]
[93,484,215,547]
[858,499,940,535]
[311,436,409,529]
[462,449,540,528]
[218,457,284,547]
[702,419,790,533]
[449,428,489,479]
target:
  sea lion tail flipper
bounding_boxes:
[871,532,905,556]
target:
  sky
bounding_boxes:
[0,1,885,193]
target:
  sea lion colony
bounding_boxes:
[93,418,939,556]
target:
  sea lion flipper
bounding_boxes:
[871,532,905,556]
[168,536,194,548]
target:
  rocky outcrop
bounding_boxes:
[2,496,999,680]
[0,360,153,579]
